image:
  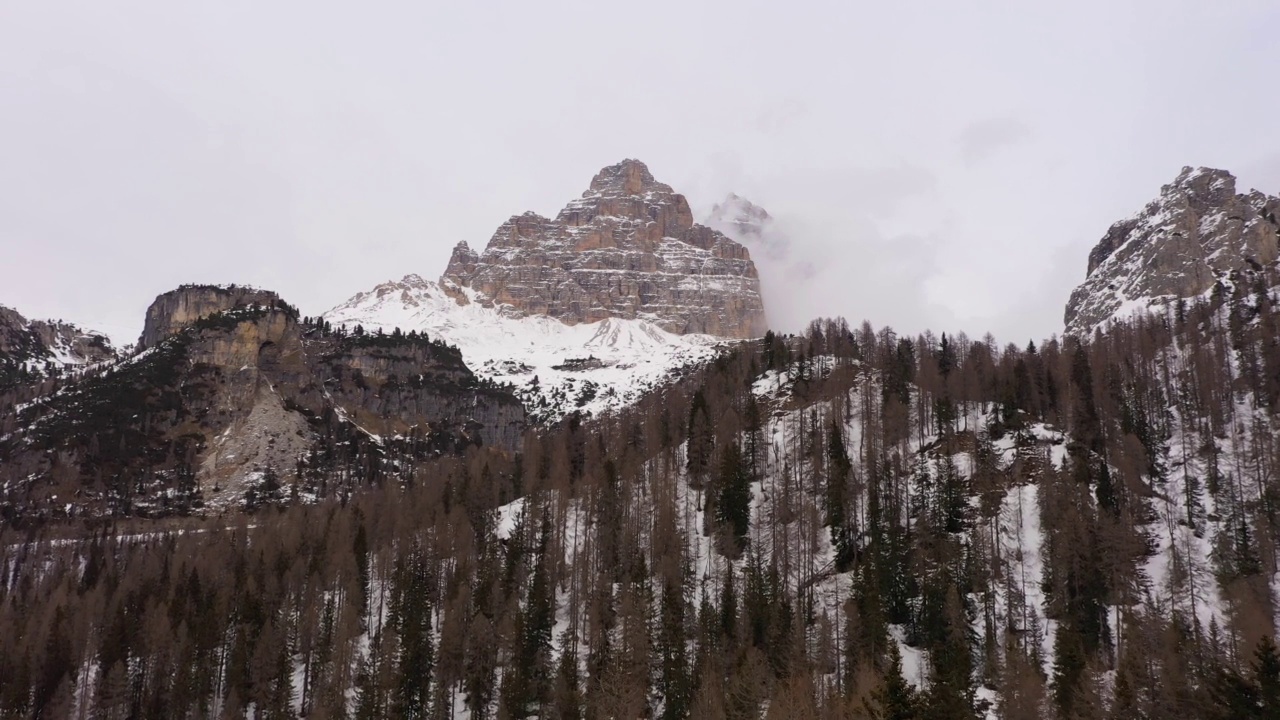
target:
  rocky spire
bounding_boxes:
[586,158,659,195]
[443,241,479,285]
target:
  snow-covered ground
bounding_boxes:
[478,356,1078,715]
[324,275,727,422]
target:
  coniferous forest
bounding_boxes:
[6,280,1280,719]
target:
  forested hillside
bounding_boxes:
[5,269,1280,718]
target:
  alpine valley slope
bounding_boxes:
[326,159,767,423]
[11,164,1280,720]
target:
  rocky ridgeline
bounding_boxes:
[138,284,284,349]
[441,159,768,339]
[0,305,117,391]
[0,285,525,519]
[1065,167,1280,336]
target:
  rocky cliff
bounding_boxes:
[441,159,768,339]
[138,284,284,349]
[0,305,117,392]
[1,289,525,519]
[1065,167,1280,336]
[312,334,525,451]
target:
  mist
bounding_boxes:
[2,1,1278,346]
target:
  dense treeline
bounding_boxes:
[4,274,1280,718]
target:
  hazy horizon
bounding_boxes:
[3,1,1279,346]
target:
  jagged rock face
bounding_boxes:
[314,339,525,451]
[139,285,283,349]
[1065,167,1280,336]
[27,320,116,365]
[191,314,524,499]
[1,293,526,519]
[0,307,47,366]
[0,305,117,392]
[441,159,768,339]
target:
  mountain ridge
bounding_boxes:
[1064,165,1280,336]
[0,305,117,392]
[8,160,1280,719]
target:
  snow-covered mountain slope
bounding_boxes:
[484,354,1073,717]
[323,274,727,423]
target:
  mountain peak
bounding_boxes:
[440,161,767,338]
[708,193,773,239]
[1163,166,1239,212]
[1065,166,1280,335]
[139,285,285,349]
[587,158,659,195]
[1,304,118,391]
[444,240,480,284]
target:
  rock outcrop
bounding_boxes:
[1,288,526,518]
[441,159,768,339]
[1,305,117,392]
[1065,167,1280,336]
[314,336,525,451]
[139,285,283,349]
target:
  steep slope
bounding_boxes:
[0,286,524,519]
[441,159,767,339]
[324,274,721,424]
[1065,166,1280,336]
[12,179,1280,716]
[0,305,117,391]
[138,283,282,349]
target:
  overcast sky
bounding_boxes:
[3,1,1278,346]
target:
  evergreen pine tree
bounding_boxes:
[658,577,692,720]
[865,642,919,720]
[716,443,751,553]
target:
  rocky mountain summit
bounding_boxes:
[1065,166,1280,336]
[327,160,769,424]
[705,193,784,258]
[441,159,768,339]
[0,305,116,391]
[138,284,282,349]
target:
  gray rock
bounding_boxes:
[139,284,283,349]
[442,159,768,339]
[0,304,117,391]
[1064,167,1280,336]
